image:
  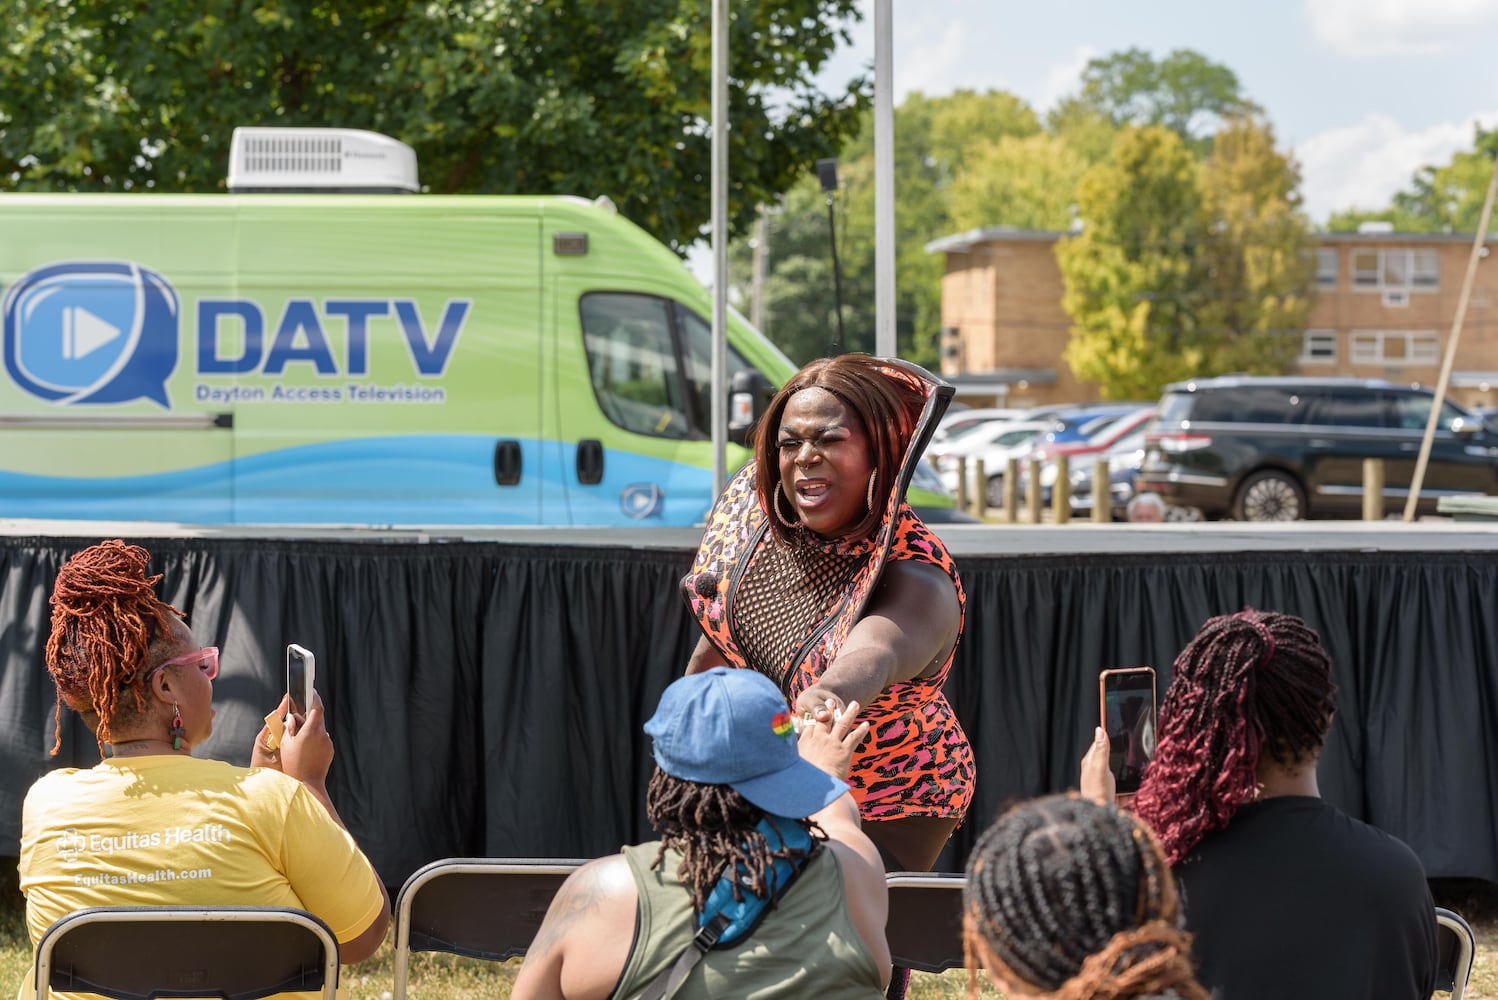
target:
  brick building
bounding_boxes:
[926,226,1498,410]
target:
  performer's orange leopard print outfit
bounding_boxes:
[681,362,974,823]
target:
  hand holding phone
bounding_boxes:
[1099,667,1157,803]
[286,643,316,730]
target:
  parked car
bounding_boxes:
[1029,403,1152,449]
[1019,406,1157,505]
[932,420,1053,506]
[1136,376,1498,520]
[1067,422,1199,521]
[932,407,1030,446]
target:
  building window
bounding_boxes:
[1350,249,1440,292]
[1349,330,1440,365]
[1299,329,1337,364]
[1315,248,1338,287]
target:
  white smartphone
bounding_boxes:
[285,643,316,728]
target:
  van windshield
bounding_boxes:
[1171,386,1299,424]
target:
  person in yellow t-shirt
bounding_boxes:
[18,539,390,1000]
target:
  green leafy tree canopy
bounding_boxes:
[1049,47,1255,149]
[1327,125,1498,234]
[0,0,869,254]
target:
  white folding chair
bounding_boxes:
[391,857,586,1000]
[1435,906,1475,1000]
[34,905,339,1000]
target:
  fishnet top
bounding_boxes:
[733,534,870,692]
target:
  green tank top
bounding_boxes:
[611,840,884,1000]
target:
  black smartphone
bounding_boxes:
[285,643,316,724]
[1099,667,1157,799]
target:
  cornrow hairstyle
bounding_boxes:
[645,768,825,915]
[45,539,184,759]
[753,354,924,545]
[1133,608,1336,866]
[962,794,1207,1000]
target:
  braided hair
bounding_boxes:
[645,769,824,914]
[963,794,1206,1000]
[44,540,183,759]
[1133,609,1336,866]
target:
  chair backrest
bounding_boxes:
[391,857,586,1000]
[33,906,339,1000]
[1435,906,1475,1000]
[884,872,966,974]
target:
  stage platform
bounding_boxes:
[1,518,1494,885]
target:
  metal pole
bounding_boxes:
[1402,153,1498,522]
[826,193,847,354]
[710,0,729,498]
[873,0,896,358]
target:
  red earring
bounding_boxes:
[170,702,186,751]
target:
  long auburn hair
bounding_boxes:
[1133,609,1336,865]
[752,354,925,545]
[44,540,183,759]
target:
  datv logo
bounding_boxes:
[2,261,180,407]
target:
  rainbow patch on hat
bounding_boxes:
[771,711,794,737]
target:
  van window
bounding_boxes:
[580,294,695,439]
[676,306,756,432]
[1182,387,1300,424]
[1389,393,1470,432]
[1305,394,1389,428]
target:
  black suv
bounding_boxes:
[1136,376,1498,520]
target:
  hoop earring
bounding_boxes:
[773,485,799,527]
[866,466,879,512]
[169,702,186,751]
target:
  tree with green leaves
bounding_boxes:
[1056,126,1209,399]
[731,88,1042,366]
[1049,48,1254,150]
[947,134,1089,232]
[1327,125,1498,234]
[0,0,867,254]
[1198,114,1315,374]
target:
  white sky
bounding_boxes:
[818,0,1498,224]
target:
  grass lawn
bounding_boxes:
[1,865,1491,998]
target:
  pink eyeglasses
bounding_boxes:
[148,646,220,682]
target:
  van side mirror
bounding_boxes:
[1452,417,1480,436]
[728,370,774,447]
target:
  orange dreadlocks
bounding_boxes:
[45,540,182,759]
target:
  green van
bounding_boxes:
[0,129,952,527]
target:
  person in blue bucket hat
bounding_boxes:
[514,667,891,1000]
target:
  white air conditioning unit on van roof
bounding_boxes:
[227,127,419,193]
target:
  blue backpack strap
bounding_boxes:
[696,816,815,947]
[637,817,816,1000]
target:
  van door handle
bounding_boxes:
[1399,442,1419,452]
[493,440,522,486]
[576,439,604,485]
[1308,439,1334,449]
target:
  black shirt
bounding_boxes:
[1176,796,1436,1000]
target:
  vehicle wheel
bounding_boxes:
[986,475,1005,508]
[1233,470,1306,521]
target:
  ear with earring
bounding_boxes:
[773,483,799,528]
[169,702,185,751]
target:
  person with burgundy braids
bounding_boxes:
[1086,609,1436,999]
[18,540,390,999]
[963,795,1207,1000]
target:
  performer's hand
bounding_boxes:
[1079,726,1116,806]
[799,700,869,779]
[794,685,846,724]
